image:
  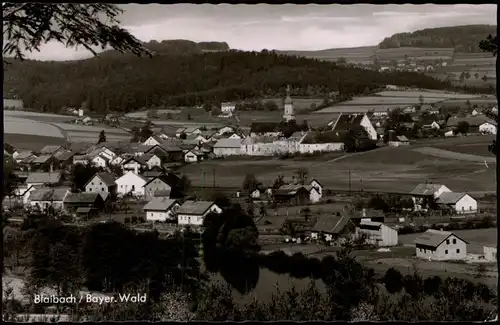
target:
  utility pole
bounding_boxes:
[348,168,352,193]
[360,177,363,192]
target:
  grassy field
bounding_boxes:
[375,90,482,99]
[180,139,496,194]
[4,110,76,123]
[413,147,496,163]
[4,134,69,151]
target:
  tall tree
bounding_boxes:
[479,34,497,155]
[294,168,309,185]
[98,130,106,144]
[242,174,259,193]
[3,3,151,61]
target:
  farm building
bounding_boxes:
[435,192,477,214]
[26,172,63,188]
[28,187,71,213]
[84,173,117,200]
[422,121,440,130]
[479,121,497,135]
[64,192,105,215]
[310,179,323,197]
[115,171,148,197]
[143,173,180,201]
[53,150,75,167]
[143,135,165,146]
[177,200,222,226]
[241,135,281,156]
[184,150,203,163]
[309,213,352,244]
[355,220,398,247]
[141,170,163,180]
[483,246,497,262]
[143,198,180,222]
[213,138,242,156]
[122,156,148,174]
[409,183,452,211]
[388,135,410,147]
[40,145,66,156]
[273,185,311,205]
[299,131,344,153]
[414,229,467,261]
[221,102,236,115]
[328,113,377,141]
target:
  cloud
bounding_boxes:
[20,4,496,61]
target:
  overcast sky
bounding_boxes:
[26,4,496,61]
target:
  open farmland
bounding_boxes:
[375,91,483,99]
[264,97,325,112]
[125,109,182,118]
[413,147,496,163]
[180,144,495,195]
[4,116,66,138]
[4,110,76,123]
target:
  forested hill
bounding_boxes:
[5,50,456,113]
[100,39,230,58]
[378,25,497,53]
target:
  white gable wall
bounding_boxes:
[360,115,378,141]
[116,171,147,197]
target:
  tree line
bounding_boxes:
[5,50,471,114]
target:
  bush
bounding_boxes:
[383,268,404,294]
[131,216,138,224]
[124,217,131,224]
[138,216,146,223]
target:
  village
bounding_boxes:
[3,85,498,272]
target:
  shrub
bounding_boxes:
[382,268,404,294]
[131,216,138,224]
[124,217,131,224]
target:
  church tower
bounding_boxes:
[283,85,295,122]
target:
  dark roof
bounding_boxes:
[76,207,94,213]
[85,172,116,188]
[446,116,493,128]
[436,192,469,204]
[64,192,101,204]
[301,131,344,144]
[274,185,309,196]
[414,229,468,247]
[146,143,183,153]
[144,173,180,188]
[410,184,447,196]
[29,187,70,202]
[311,214,351,234]
[177,200,217,215]
[141,170,164,179]
[331,114,364,132]
[32,155,53,164]
[250,122,281,133]
[26,172,62,184]
[143,198,179,211]
[122,156,148,166]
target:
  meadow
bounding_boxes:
[374,91,482,99]
[179,138,496,195]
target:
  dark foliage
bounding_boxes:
[382,268,404,294]
[4,50,460,113]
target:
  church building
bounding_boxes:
[283,85,296,122]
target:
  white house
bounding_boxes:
[84,172,117,200]
[424,121,441,130]
[143,136,164,146]
[306,186,322,203]
[414,229,467,261]
[436,192,478,214]
[227,133,242,140]
[26,172,62,188]
[471,109,481,116]
[122,156,148,174]
[109,155,125,166]
[479,121,497,135]
[409,183,452,211]
[221,102,236,116]
[184,150,203,163]
[329,113,377,141]
[94,146,117,160]
[143,198,180,222]
[310,179,323,198]
[115,171,148,197]
[356,220,398,247]
[177,201,222,226]
[388,135,410,147]
[213,138,242,156]
[483,246,497,262]
[90,155,109,168]
[28,187,70,212]
[143,154,162,169]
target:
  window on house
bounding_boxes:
[456,249,460,253]
[452,239,456,244]
[446,239,449,245]
[469,206,472,211]
[100,182,102,185]
[91,182,94,185]
[101,188,104,191]
[445,250,448,254]
[462,206,464,211]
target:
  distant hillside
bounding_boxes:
[99,39,230,58]
[379,25,497,53]
[3,50,457,113]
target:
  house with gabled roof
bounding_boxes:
[26,172,63,188]
[177,200,222,226]
[40,145,66,155]
[122,156,149,174]
[145,143,184,162]
[115,171,148,197]
[435,192,477,214]
[53,150,75,167]
[356,220,398,247]
[28,187,71,213]
[213,138,242,156]
[143,198,180,222]
[328,113,377,141]
[63,192,105,214]
[184,149,204,163]
[143,173,181,201]
[414,229,467,261]
[85,172,117,200]
[409,183,452,211]
[309,213,353,243]
[299,131,344,153]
